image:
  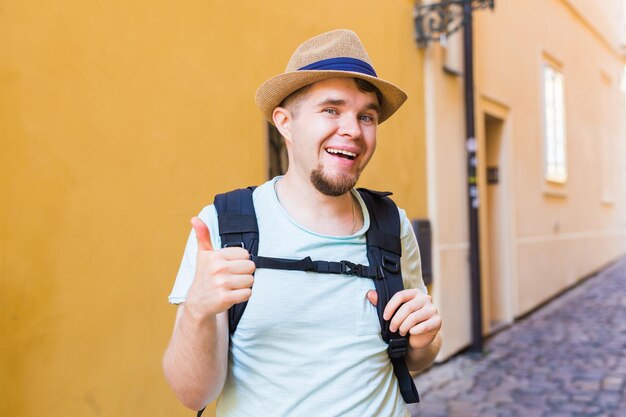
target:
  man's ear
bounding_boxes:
[273,107,293,145]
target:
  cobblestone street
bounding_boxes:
[409,257,626,417]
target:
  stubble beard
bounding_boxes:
[310,163,360,197]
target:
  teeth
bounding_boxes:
[326,148,357,158]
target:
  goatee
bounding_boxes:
[310,164,359,196]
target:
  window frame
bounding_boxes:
[541,61,568,184]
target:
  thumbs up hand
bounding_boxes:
[184,216,255,321]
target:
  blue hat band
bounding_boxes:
[298,57,377,77]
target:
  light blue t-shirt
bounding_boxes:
[169,177,426,417]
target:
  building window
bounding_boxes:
[542,63,567,183]
[268,123,288,179]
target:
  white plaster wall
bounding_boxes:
[425,0,626,359]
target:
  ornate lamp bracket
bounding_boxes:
[414,0,494,48]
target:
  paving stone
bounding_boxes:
[410,257,626,417]
[447,400,481,417]
[495,409,520,417]
[583,405,603,415]
[559,402,588,413]
[515,408,544,417]
[456,389,487,402]
[613,407,626,417]
[597,392,621,409]
[572,378,601,392]
[602,376,624,391]
[407,401,447,417]
[571,393,595,404]
[486,390,514,404]
[547,393,570,406]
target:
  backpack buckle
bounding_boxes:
[381,255,400,273]
[340,260,362,276]
[224,241,245,248]
[388,337,408,359]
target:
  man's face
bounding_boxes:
[282,78,380,196]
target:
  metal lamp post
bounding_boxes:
[414,0,495,353]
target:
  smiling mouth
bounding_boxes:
[326,148,357,160]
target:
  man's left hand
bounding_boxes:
[366,289,441,350]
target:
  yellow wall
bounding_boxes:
[0,1,426,416]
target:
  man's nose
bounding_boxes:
[338,114,362,139]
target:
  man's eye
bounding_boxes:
[360,114,375,123]
[323,108,338,115]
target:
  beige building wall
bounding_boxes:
[425,0,626,359]
[1,2,427,417]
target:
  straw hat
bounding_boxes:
[255,29,408,125]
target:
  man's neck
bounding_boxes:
[275,174,363,236]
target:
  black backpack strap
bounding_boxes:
[198,188,258,417]
[249,255,383,279]
[213,187,258,334]
[358,188,420,404]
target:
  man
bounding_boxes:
[163,29,442,417]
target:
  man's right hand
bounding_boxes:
[184,216,255,321]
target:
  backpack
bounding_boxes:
[197,186,419,416]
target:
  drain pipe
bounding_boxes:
[461,0,484,353]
